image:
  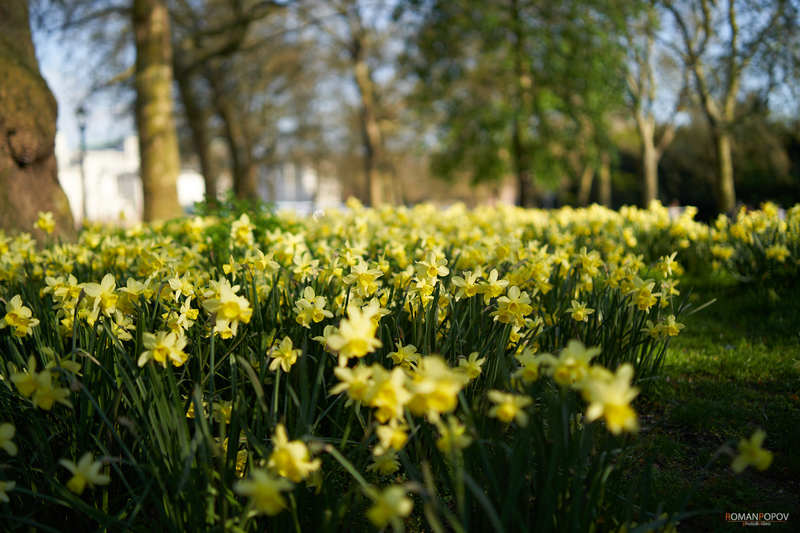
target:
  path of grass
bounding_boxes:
[635,277,800,531]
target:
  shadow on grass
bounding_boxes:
[629,277,800,531]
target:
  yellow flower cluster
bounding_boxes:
[3,200,789,529]
[10,356,73,411]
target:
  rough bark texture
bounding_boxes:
[133,0,182,221]
[0,0,75,238]
[175,68,217,205]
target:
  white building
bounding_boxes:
[56,134,204,224]
[262,162,343,215]
[56,134,342,224]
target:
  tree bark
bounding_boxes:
[598,151,611,207]
[714,128,736,213]
[206,66,258,200]
[133,0,183,221]
[352,54,383,206]
[510,0,534,207]
[639,118,658,206]
[175,68,217,206]
[576,165,595,206]
[0,0,75,239]
[512,121,534,207]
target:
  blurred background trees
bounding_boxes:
[8,0,800,229]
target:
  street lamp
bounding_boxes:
[76,104,88,223]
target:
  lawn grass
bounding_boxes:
[633,275,800,531]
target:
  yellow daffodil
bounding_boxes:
[365,366,411,423]
[512,348,543,383]
[331,364,374,404]
[234,469,293,515]
[366,485,414,528]
[138,330,189,367]
[202,278,253,338]
[60,453,110,495]
[294,286,333,328]
[494,286,533,326]
[583,363,640,434]
[10,356,39,397]
[567,299,594,322]
[31,370,72,410]
[230,213,255,247]
[732,430,773,473]
[451,269,482,300]
[387,342,420,369]
[488,390,532,426]
[376,419,409,452]
[0,295,39,338]
[538,340,602,387]
[765,244,790,263]
[268,336,301,373]
[267,424,321,483]
[0,423,17,456]
[457,351,486,381]
[35,211,56,234]
[368,450,401,476]
[406,356,468,420]
[326,305,382,365]
[82,274,118,320]
[479,269,509,304]
[435,416,472,454]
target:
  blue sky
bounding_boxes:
[34,26,134,151]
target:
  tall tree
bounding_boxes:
[170,0,289,202]
[300,0,402,206]
[133,0,182,220]
[406,0,537,205]
[664,0,798,213]
[0,0,74,237]
[174,63,218,205]
[405,0,629,207]
[624,1,684,206]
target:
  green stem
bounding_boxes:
[272,368,281,420]
[289,493,302,533]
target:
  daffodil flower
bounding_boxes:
[60,453,110,495]
[732,430,773,473]
[234,469,292,515]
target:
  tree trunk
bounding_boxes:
[511,118,534,207]
[175,69,217,206]
[0,0,75,239]
[642,140,658,208]
[598,151,611,207]
[510,0,534,207]
[714,128,736,214]
[636,115,658,207]
[576,165,595,206]
[133,0,182,221]
[352,54,383,206]
[206,67,257,200]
